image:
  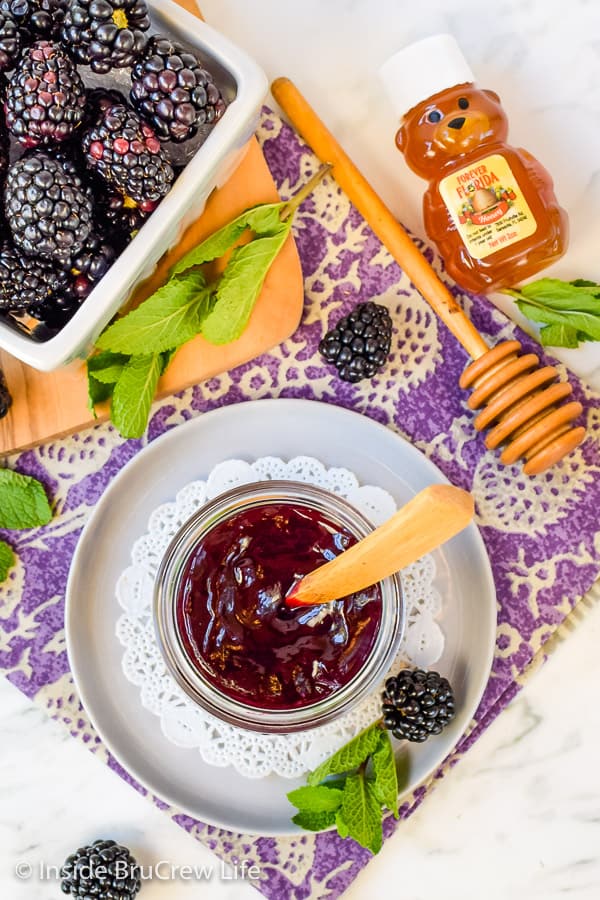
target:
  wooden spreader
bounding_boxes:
[286,484,474,607]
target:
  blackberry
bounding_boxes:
[62,0,150,74]
[130,35,226,143]
[0,366,11,418]
[0,240,74,312]
[5,151,93,265]
[96,187,149,248]
[29,0,69,38]
[319,301,392,383]
[0,0,68,40]
[26,288,80,330]
[0,102,8,182]
[382,669,456,743]
[84,85,128,126]
[70,232,116,295]
[60,839,142,900]
[82,102,174,206]
[0,10,20,71]
[5,41,86,146]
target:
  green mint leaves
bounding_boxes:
[0,468,52,530]
[0,540,15,581]
[0,468,53,584]
[341,773,383,855]
[86,204,285,437]
[110,354,164,439]
[506,278,600,348]
[86,165,330,440]
[96,273,209,356]
[169,202,284,277]
[288,723,400,854]
[287,784,345,813]
[371,728,400,817]
[308,722,382,786]
[202,224,290,345]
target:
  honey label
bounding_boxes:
[439,154,537,260]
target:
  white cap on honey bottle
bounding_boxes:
[379,34,475,118]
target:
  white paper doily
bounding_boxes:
[115,457,445,779]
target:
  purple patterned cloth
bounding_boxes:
[1,107,599,899]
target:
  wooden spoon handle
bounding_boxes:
[286,484,474,607]
[271,77,490,360]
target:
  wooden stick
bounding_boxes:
[271,77,489,360]
[286,484,474,607]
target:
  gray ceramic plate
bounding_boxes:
[65,399,496,835]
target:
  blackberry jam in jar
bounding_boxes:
[155,481,404,733]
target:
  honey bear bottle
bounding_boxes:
[379,35,568,294]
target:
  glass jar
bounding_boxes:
[154,480,404,733]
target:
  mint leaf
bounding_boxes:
[516,300,600,342]
[87,350,131,413]
[519,279,600,312]
[159,349,175,374]
[340,772,383,854]
[91,367,125,385]
[202,222,291,345]
[171,203,285,278]
[308,724,381,786]
[88,350,130,384]
[87,373,115,414]
[539,322,580,348]
[110,354,163,439]
[335,809,350,838]
[287,784,343,813]
[292,809,336,831]
[97,273,208,355]
[0,540,15,581]
[0,469,52,529]
[570,279,600,289]
[371,731,399,818]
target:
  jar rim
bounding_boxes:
[154,480,405,733]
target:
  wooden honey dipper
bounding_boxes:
[271,78,586,476]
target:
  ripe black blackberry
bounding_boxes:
[70,232,116,295]
[319,301,392,383]
[96,187,148,248]
[60,839,142,900]
[27,290,80,331]
[82,102,174,206]
[0,240,74,312]
[130,35,226,143]
[84,85,128,126]
[5,41,86,146]
[0,366,11,418]
[62,0,150,74]
[382,669,456,743]
[0,9,21,71]
[0,103,9,182]
[0,0,68,40]
[5,152,93,265]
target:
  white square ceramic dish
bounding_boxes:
[0,0,268,371]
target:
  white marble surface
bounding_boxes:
[1,1,600,898]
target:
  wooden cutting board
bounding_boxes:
[0,0,303,456]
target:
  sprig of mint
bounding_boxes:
[504,278,600,349]
[287,723,399,854]
[0,541,15,582]
[0,468,52,530]
[96,272,209,356]
[86,165,331,439]
[0,468,53,584]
